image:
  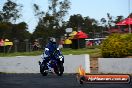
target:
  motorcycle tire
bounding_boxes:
[40,64,48,76]
[54,62,64,76]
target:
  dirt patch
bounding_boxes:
[90,57,98,74]
[126,56,132,58]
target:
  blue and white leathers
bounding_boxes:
[42,41,64,63]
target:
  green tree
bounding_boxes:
[67,14,84,31]
[32,0,71,40]
[33,4,45,20]
[66,14,99,38]
[99,14,125,36]
[107,13,114,29]
[0,22,12,39]
[48,0,71,25]
[0,0,31,41]
[100,18,106,26]
[1,0,22,23]
[11,22,31,41]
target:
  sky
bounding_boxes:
[0,0,132,33]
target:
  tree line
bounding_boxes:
[0,0,131,43]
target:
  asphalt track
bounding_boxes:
[0,73,132,88]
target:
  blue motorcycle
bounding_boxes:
[39,50,64,76]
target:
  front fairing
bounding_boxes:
[50,54,64,63]
[48,54,64,68]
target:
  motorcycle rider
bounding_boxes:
[41,37,63,70]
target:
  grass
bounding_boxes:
[0,48,101,57]
[61,48,101,56]
[0,51,42,57]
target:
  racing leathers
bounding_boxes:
[41,42,63,69]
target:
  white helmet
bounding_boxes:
[49,37,56,43]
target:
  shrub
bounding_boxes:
[101,33,131,58]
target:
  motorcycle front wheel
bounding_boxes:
[54,62,64,76]
[40,63,48,76]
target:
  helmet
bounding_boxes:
[49,37,56,43]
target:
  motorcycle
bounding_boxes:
[39,50,64,76]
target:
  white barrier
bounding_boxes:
[98,58,132,74]
[64,54,90,73]
[0,54,90,73]
[0,56,41,73]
